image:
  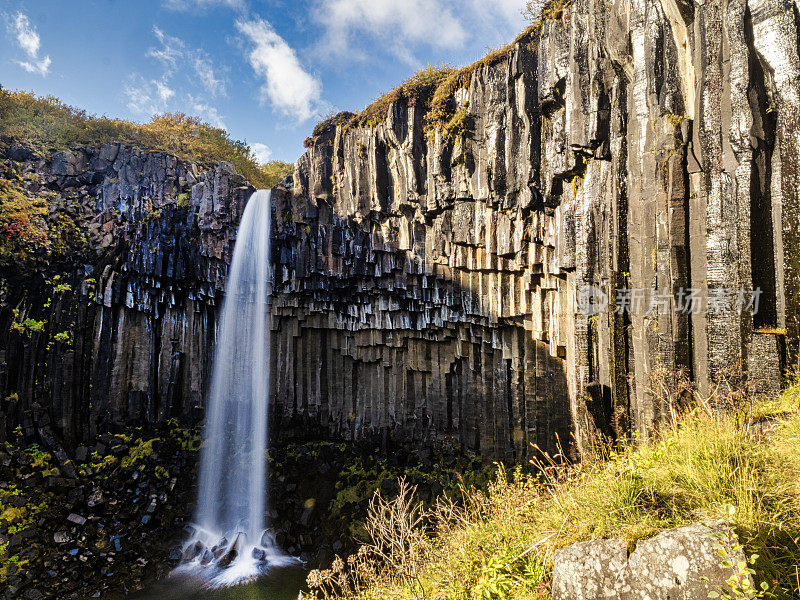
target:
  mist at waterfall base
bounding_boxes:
[169,190,299,589]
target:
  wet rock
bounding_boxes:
[87,489,104,508]
[252,547,266,561]
[66,514,86,526]
[53,532,70,544]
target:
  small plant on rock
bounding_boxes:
[705,504,774,599]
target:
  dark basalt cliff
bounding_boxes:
[0,146,253,446]
[270,0,796,459]
[2,0,798,460]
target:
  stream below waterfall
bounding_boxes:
[127,564,307,600]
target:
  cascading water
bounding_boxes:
[175,190,295,587]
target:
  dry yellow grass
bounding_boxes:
[305,380,800,600]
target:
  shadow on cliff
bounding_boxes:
[266,186,576,463]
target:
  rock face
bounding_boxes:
[268,0,797,458]
[1,0,798,460]
[551,522,750,600]
[0,145,253,446]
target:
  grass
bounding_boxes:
[304,379,800,600]
[346,65,456,130]
[0,87,292,189]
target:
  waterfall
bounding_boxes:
[175,190,294,587]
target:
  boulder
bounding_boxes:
[552,538,628,599]
[552,522,750,600]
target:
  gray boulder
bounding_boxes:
[552,522,750,600]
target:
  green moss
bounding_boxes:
[330,174,338,200]
[167,419,201,451]
[24,444,51,469]
[356,141,368,161]
[0,542,8,583]
[120,437,159,469]
[666,113,689,127]
[88,451,118,471]
[53,331,72,345]
[440,109,474,143]
[10,316,46,335]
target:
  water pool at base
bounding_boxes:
[127,564,307,600]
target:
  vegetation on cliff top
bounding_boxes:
[303,375,800,600]
[307,0,572,144]
[0,87,292,189]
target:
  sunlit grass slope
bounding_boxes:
[305,382,800,600]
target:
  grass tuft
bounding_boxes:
[304,379,800,600]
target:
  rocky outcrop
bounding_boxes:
[269,0,797,458]
[551,522,750,599]
[0,145,253,446]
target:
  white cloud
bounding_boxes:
[8,12,51,76]
[190,98,227,129]
[162,0,245,11]
[313,0,528,65]
[148,27,183,72]
[314,0,466,63]
[155,80,176,103]
[193,54,225,97]
[251,142,272,164]
[127,26,229,127]
[124,75,171,115]
[236,17,323,122]
[147,27,225,97]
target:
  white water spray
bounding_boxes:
[175,190,295,587]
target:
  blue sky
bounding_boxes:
[0,0,528,163]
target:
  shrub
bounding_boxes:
[346,64,456,129]
[0,88,276,188]
[313,112,358,137]
[259,160,294,188]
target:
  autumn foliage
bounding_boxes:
[0,87,292,189]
